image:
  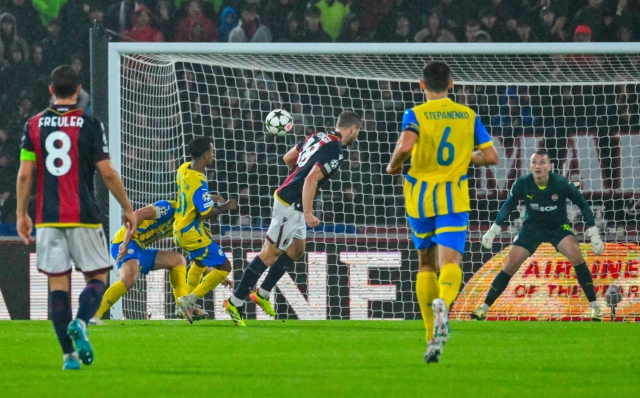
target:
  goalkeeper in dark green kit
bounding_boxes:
[472,149,604,321]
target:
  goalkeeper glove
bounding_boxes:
[586,226,604,255]
[482,223,502,249]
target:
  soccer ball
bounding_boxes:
[265,109,293,137]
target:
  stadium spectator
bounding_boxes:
[277,11,303,42]
[155,0,177,41]
[106,0,140,34]
[615,0,640,31]
[617,24,634,42]
[378,12,413,42]
[218,6,238,42]
[494,17,518,43]
[534,8,567,42]
[58,0,91,49]
[0,43,32,100]
[573,24,592,42]
[175,0,218,42]
[124,5,164,42]
[479,9,500,41]
[3,0,44,45]
[315,0,349,41]
[228,3,271,42]
[337,12,371,42]
[70,54,89,92]
[41,18,73,74]
[263,0,305,42]
[29,43,48,109]
[436,0,467,40]
[414,11,456,43]
[464,19,481,42]
[573,0,607,41]
[0,12,28,66]
[517,20,534,42]
[299,5,330,42]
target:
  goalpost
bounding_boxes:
[107,43,640,321]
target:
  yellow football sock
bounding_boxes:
[169,265,187,301]
[192,269,230,299]
[416,271,439,341]
[96,280,128,319]
[438,262,463,309]
[186,264,206,294]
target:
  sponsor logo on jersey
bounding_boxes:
[531,204,557,212]
[552,194,558,201]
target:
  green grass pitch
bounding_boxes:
[0,320,638,397]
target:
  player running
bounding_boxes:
[174,137,237,324]
[387,61,499,364]
[16,65,135,370]
[472,149,604,321]
[223,111,362,326]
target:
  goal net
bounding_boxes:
[108,43,640,321]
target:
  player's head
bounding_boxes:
[49,65,81,100]
[187,137,214,166]
[335,111,362,146]
[420,61,453,94]
[530,148,551,177]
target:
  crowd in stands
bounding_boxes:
[1,0,640,234]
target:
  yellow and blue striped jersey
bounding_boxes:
[402,97,493,218]
[173,162,215,251]
[112,200,177,249]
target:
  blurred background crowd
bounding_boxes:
[1,0,640,234]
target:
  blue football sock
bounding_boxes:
[233,256,268,302]
[76,279,107,324]
[50,290,74,354]
[259,253,294,296]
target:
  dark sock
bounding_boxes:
[233,256,268,301]
[574,263,596,302]
[50,290,74,354]
[76,279,107,324]
[260,253,294,295]
[484,270,513,306]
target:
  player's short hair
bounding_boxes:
[187,137,213,160]
[51,65,79,99]
[336,111,362,130]
[422,61,451,93]
[533,148,549,158]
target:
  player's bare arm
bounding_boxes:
[386,131,418,175]
[96,159,135,232]
[302,165,323,227]
[471,145,499,166]
[15,160,35,245]
[283,145,299,169]
[199,197,238,220]
[115,204,158,263]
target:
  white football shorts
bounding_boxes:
[36,227,111,276]
[265,197,306,250]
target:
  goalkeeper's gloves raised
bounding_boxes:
[586,226,604,255]
[482,223,502,249]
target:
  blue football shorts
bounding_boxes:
[110,240,158,275]
[185,240,227,268]
[407,212,469,254]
